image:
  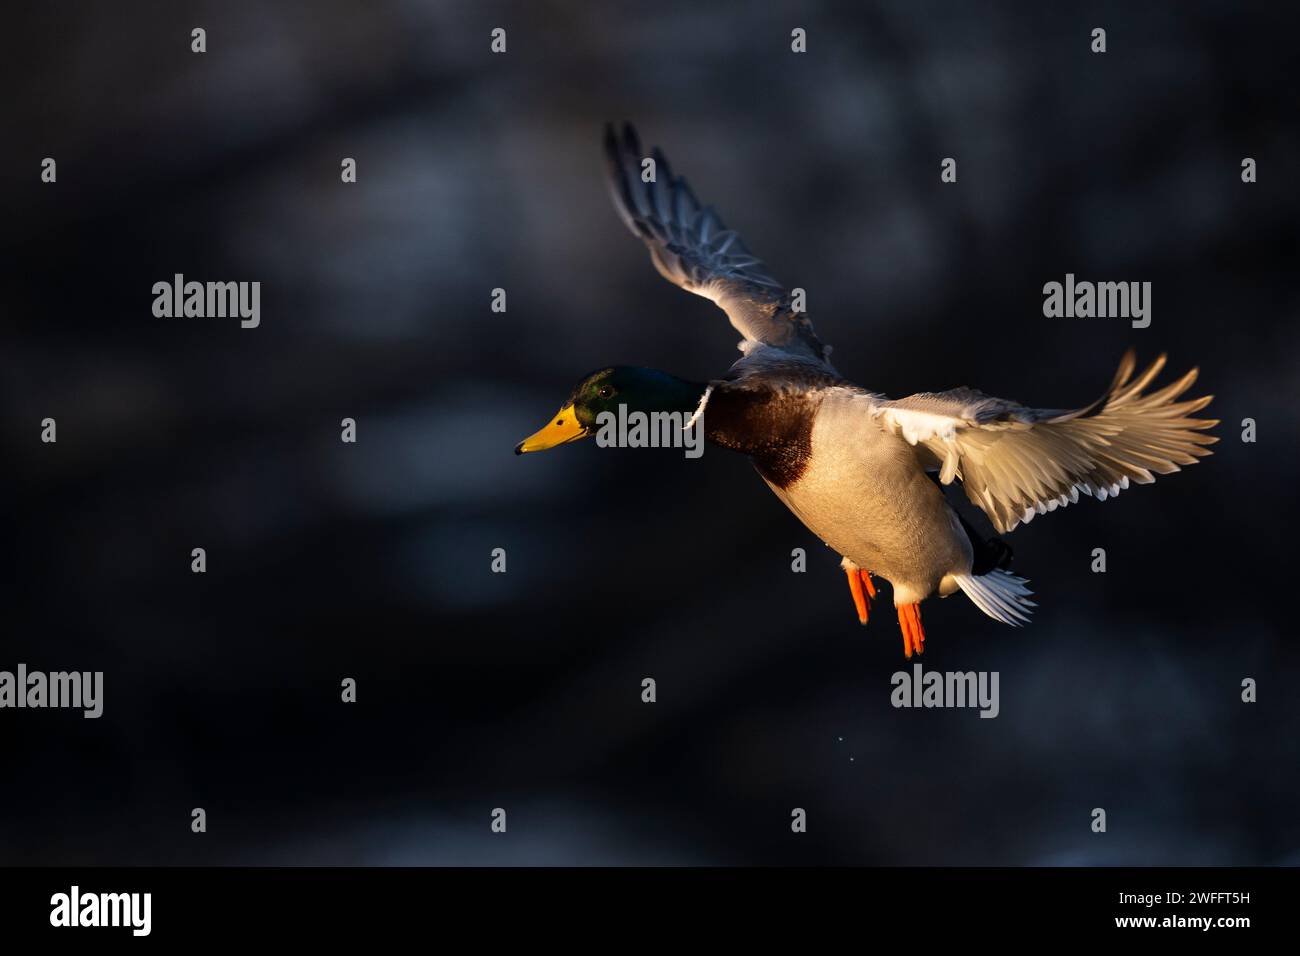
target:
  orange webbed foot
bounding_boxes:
[897,603,925,658]
[845,568,871,625]
[859,569,876,599]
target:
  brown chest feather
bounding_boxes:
[704,386,821,488]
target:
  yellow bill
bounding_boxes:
[515,403,588,454]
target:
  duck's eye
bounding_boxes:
[598,386,615,399]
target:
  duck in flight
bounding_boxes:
[517,123,1218,657]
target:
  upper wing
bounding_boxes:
[872,351,1219,534]
[603,122,832,366]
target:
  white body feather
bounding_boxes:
[762,388,977,607]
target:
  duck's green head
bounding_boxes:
[515,366,703,455]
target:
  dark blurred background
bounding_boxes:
[2,0,1297,865]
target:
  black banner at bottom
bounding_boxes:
[0,866,1287,942]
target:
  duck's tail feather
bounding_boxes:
[954,570,1036,626]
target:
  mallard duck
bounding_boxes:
[517,123,1218,656]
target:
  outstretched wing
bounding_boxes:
[603,122,831,365]
[873,351,1219,534]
